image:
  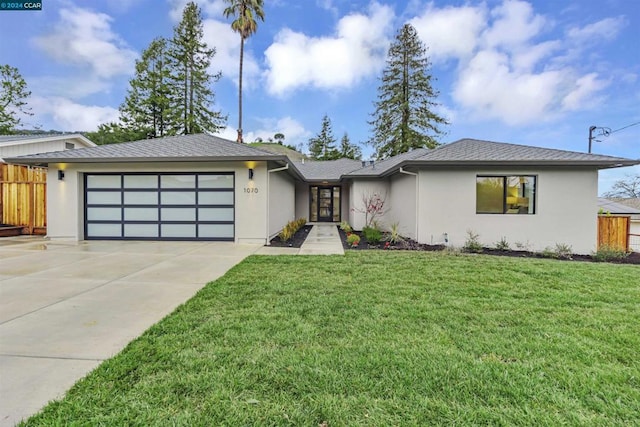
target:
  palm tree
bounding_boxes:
[223,0,265,143]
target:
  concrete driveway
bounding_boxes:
[0,237,260,426]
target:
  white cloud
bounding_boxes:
[32,7,137,79]
[202,19,260,89]
[561,73,608,111]
[567,16,627,43]
[168,0,225,22]
[264,2,394,96]
[410,0,622,126]
[31,97,119,131]
[453,50,564,125]
[213,116,311,146]
[482,0,547,50]
[410,4,486,62]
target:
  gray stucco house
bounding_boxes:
[7,134,639,254]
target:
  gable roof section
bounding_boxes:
[0,134,96,148]
[5,134,287,164]
[293,158,362,181]
[344,139,639,177]
[598,198,640,214]
[345,148,431,177]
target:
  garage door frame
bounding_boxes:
[84,172,235,241]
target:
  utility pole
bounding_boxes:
[588,125,597,154]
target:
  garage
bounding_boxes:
[84,172,235,241]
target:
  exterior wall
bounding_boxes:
[1,137,92,161]
[389,172,417,239]
[417,168,599,254]
[47,161,271,244]
[268,169,296,239]
[295,181,309,220]
[348,179,390,231]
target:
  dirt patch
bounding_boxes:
[338,227,640,265]
[268,225,312,248]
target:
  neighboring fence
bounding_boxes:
[0,163,47,234]
[597,215,629,251]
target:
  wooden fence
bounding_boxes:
[0,163,47,234]
[597,215,629,251]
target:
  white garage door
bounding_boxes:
[84,173,234,240]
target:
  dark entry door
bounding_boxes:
[318,187,333,222]
[310,186,341,222]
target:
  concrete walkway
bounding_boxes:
[255,223,344,255]
[0,237,261,427]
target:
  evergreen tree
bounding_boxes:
[339,132,362,160]
[169,1,226,134]
[0,64,32,134]
[308,115,340,160]
[84,122,147,145]
[120,38,173,138]
[224,0,265,143]
[369,24,448,159]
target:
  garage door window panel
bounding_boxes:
[85,172,235,241]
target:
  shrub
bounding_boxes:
[463,230,483,253]
[541,243,573,260]
[495,237,510,251]
[362,226,382,245]
[346,233,360,247]
[385,222,405,245]
[592,245,629,262]
[278,217,307,242]
[339,221,352,233]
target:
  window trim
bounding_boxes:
[476,175,537,215]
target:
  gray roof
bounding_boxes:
[5,134,285,164]
[0,135,37,144]
[345,148,431,177]
[345,139,638,177]
[293,158,362,181]
[598,198,640,219]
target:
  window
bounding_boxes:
[65,142,75,149]
[476,175,536,214]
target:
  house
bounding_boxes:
[598,198,640,251]
[0,134,96,162]
[6,134,639,254]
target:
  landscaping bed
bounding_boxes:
[268,224,311,248]
[338,227,640,264]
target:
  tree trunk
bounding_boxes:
[237,36,245,143]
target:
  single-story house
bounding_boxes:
[6,134,639,254]
[0,134,96,162]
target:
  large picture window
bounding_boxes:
[476,175,536,214]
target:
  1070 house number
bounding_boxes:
[244,187,259,194]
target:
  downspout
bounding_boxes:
[399,167,419,241]
[266,163,289,245]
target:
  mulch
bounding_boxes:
[338,228,640,265]
[268,225,312,248]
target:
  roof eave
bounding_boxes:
[4,154,291,166]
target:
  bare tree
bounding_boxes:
[604,174,640,198]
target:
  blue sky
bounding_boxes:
[1,0,638,193]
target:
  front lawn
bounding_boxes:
[23,252,639,426]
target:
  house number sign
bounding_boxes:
[244,187,259,194]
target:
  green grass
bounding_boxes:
[23,252,640,426]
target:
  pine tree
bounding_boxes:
[339,132,362,160]
[120,38,173,138]
[84,122,148,145]
[369,23,448,159]
[0,64,32,134]
[169,1,226,134]
[308,115,340,160]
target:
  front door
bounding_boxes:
[310,186,340,222]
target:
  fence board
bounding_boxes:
[598,215,629,251]
[0,163,47,234]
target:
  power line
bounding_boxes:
[611,121,640,134]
